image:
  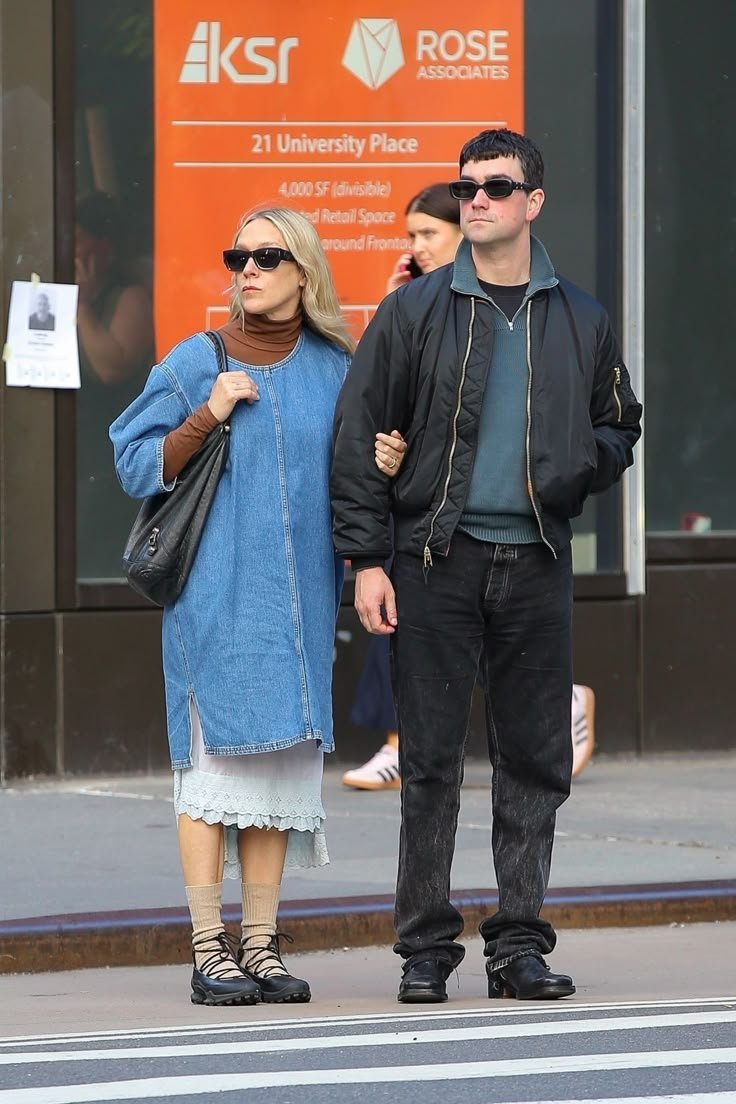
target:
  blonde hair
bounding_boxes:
[228,207,355,355]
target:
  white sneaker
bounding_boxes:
[571,684,596,779]
[342,744,401,790]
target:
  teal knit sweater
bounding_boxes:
[452,237,558,545]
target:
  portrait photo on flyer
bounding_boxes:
[4,279,81,389]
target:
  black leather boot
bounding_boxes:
[487,954,575,1000]
[239,932,311,1004]
[190,931,261,1006]
[397,956,453,1003]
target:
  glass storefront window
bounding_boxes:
[70,0,625,586]
[74,2,154,583]
[526,0,623,573]
[645,1,736,536]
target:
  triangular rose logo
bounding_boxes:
[342,18,405,90]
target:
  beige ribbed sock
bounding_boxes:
[186,882,224,941]
[186,882,242,979]
[240,882,287,977]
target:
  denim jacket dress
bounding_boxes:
[110,330,348,768]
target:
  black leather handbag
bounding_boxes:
[122,330,230,606]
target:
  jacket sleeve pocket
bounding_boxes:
[589,315,643,493]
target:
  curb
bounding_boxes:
[2,881,735,975]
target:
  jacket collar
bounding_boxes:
[451,235,559,300]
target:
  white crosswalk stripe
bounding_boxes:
[499,1098,736,1104]
[2,994,732,1048]
[0,998,734,1103]
[2,1010,736,1067]
[3,1050,736,1103]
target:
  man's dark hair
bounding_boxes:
[458,129,544,190]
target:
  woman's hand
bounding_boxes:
[385,252,414,295]
[207,371,260,423]
[375,430,407,477]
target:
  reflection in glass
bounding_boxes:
[645,1,735,534]
[525,0,623,573]
[74,2,154,582]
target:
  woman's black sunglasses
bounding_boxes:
[223,247,296,273]
[449,178,534,201]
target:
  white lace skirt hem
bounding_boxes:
[173,704,329,878]
[173,800,325,834]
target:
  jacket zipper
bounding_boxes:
[423,298,477,570]
[524,300,556,557]
[613,365,623,422]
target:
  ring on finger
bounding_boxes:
[388,456,397,469]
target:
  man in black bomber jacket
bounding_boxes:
[331,129,642,1004]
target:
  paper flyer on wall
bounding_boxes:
[4,280,81,389]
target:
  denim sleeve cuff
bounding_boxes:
[156,436,177,493]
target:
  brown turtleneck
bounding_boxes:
[163,312,302,482]
[218,312,302,363]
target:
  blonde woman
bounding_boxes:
[110,208,406,1007]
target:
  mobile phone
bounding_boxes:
[406,256,422,279]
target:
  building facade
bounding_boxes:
[0,0,734,780]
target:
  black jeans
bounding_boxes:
[390,532,573,970]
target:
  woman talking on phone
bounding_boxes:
[385,183,463,294]
[343,184,462,791]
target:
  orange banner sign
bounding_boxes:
[154,2,524,353]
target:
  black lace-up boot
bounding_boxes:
[239,931,311,1003]
[190,930,261,1006]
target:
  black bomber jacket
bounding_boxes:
[331,237,642,566]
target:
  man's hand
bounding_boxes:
[354,567,397,635]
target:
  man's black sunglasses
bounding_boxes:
[223,247,296,273]
[449,178,534,201]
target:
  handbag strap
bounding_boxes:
[205,329,229,376]
[204,329,231,430]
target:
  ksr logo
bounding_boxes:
[178,21,298,84]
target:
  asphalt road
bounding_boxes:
[1,999,735,1102]
[1,924,735,1103]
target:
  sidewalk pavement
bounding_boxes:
[4,924,736,1036]
[1,752,735,973]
